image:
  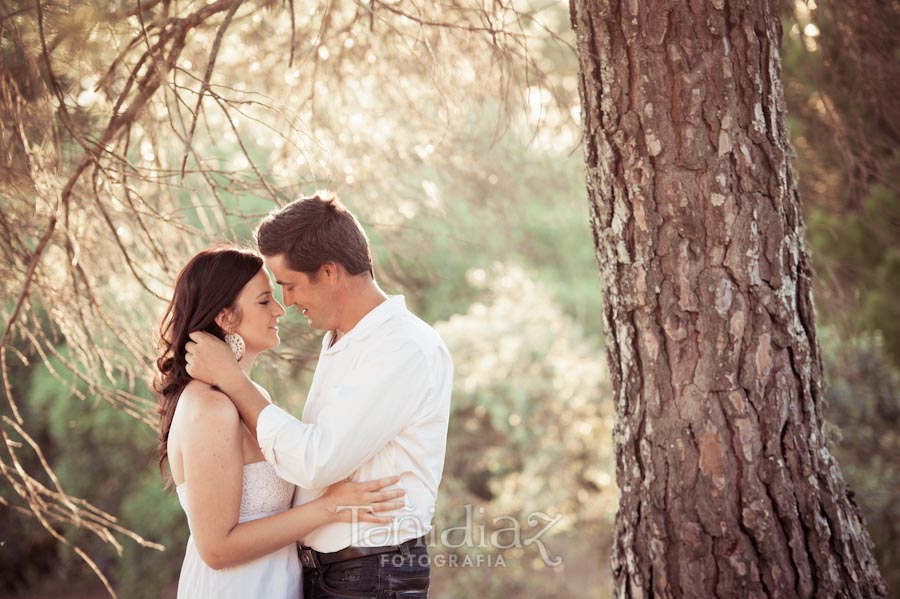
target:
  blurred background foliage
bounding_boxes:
[783,1,900,594]
[0,0,896,597]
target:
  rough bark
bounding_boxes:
[569,0,887,597]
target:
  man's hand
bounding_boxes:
[185,331,245,393]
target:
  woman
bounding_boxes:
[155,246,403,598]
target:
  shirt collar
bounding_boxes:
[322,295,407,354]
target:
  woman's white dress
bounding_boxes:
[175,461,302,598]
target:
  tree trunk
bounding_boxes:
[568,1,887,597]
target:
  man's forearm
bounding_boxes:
[222,375,269,436]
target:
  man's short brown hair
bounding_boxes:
[255,193,374,277]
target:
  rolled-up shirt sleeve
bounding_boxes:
[256,340,431,489]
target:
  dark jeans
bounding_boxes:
[303,545,430,599]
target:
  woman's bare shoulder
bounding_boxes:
[177,381,239,424]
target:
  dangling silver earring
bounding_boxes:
[224,332,245,361]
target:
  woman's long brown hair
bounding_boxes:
[154,246,264,482]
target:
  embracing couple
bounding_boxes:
[154,194,453,598]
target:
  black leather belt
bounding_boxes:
[299,536,426,569]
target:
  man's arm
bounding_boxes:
[257,339,432,489]
[185,331,269,435]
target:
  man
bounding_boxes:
[185,193,453,599]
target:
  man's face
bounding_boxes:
[265,254,337,331]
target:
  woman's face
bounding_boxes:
[230,269,285,355]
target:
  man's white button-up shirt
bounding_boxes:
[256,295,453,552]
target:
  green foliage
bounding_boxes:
[782,5,900,589]
[0,349,185,597]
[820,328,900,598]
[782,3,900,367]
[115,476,186,599]
[365,109,599,337]
[808,182,900,365]
[431,264,615,597]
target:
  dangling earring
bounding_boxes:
[224,332,245,361]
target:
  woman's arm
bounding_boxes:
[198,478,403,570]
[179,386,403,570]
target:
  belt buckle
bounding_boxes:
[299,547,321,569]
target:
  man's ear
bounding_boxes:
[321,261,340,284]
